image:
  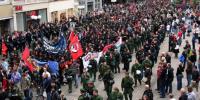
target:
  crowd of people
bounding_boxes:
[0,0,200,100]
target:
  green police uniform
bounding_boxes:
[131,63,142,86]
[91,95,103,100]
[121,75,134,100]
[110,91,123,100]
[103,70,114,99]
[142,59,153,69]
[78,95,86,100]
[127,38,134,53]
[99,63,110,79]
[81,72,90,90]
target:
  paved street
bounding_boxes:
[61,34,200,100]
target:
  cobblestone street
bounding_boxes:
[61,34,200,100]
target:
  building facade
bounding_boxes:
[0,0,100,32]
[13,0,49,31]
[78,0,102,15]
[48,0,79,22]
[0,0,13,36]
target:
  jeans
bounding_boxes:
[47,92,51,100]
[165,80,172,93]
[177,75,183,90]
[187,74,192,86]
[160,80,166,97]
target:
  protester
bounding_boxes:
[178,88,188,100]
[187,86,197,100]
[1,0,198,99]
[142,85,153,100]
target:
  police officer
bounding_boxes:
[99,61,110,81]
[102,69,114,99]
[65,66,74,93]
[78,88,89,100]
[88,58,98,82]
[91,89,103,100]
[110,87,123,100]
[85,81,96,97]
[81,69,90,90]
[131,60,142,87]
[122,49,132,72]
[114,49,121,73]
[121,72,134,100]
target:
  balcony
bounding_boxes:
[12,0,48,5]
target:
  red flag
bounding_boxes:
[102,44,113,54]
[24,60,34,72]
[69,35,83,60]
[22,47,34,72]
[2,41,8,55]
[69,31,75,41]
[22,47,30,61]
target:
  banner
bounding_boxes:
[43,35,66,53]
[69,35,84,60]
[22,47,34,72]
[102,44,113,54]
[114,37,122,52]
[82,52,102,68]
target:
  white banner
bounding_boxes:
[111,0,117,2]
[82,52,102,69]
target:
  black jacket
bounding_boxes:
[143,89,153,100]
[179,94,188,100]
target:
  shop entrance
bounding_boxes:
[0,19,10,36]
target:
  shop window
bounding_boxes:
[51,11,58,22]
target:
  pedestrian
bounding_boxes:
[99,61,110,81]
[122,49,132,72]
[186,61,193,86]
[188,50,197,65]
[110,87,123,100]
[88,58,98,82]
[85,81,96,97]
[176,63,184,90]
[81,69,90,90]
[165,63,174,94]
[169,94,176,100]
[156,62,162,91]
[142,85,153,100]
[178,88,188,100]
[131,60,142,87]
[165,52,171,64]
[144,66,152,87]
[187,86,197,100]
[114,49,121,73]
[50,87,60,100]
[91,89,103,100]
[191,66,199,92]
[78,88,89,100]
[102,70,114,99]
[174,43,179,58]
[159,63,167,98]
[121,72,134,100]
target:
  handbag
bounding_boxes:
[136,70,141,75]
[43,91,47,98]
